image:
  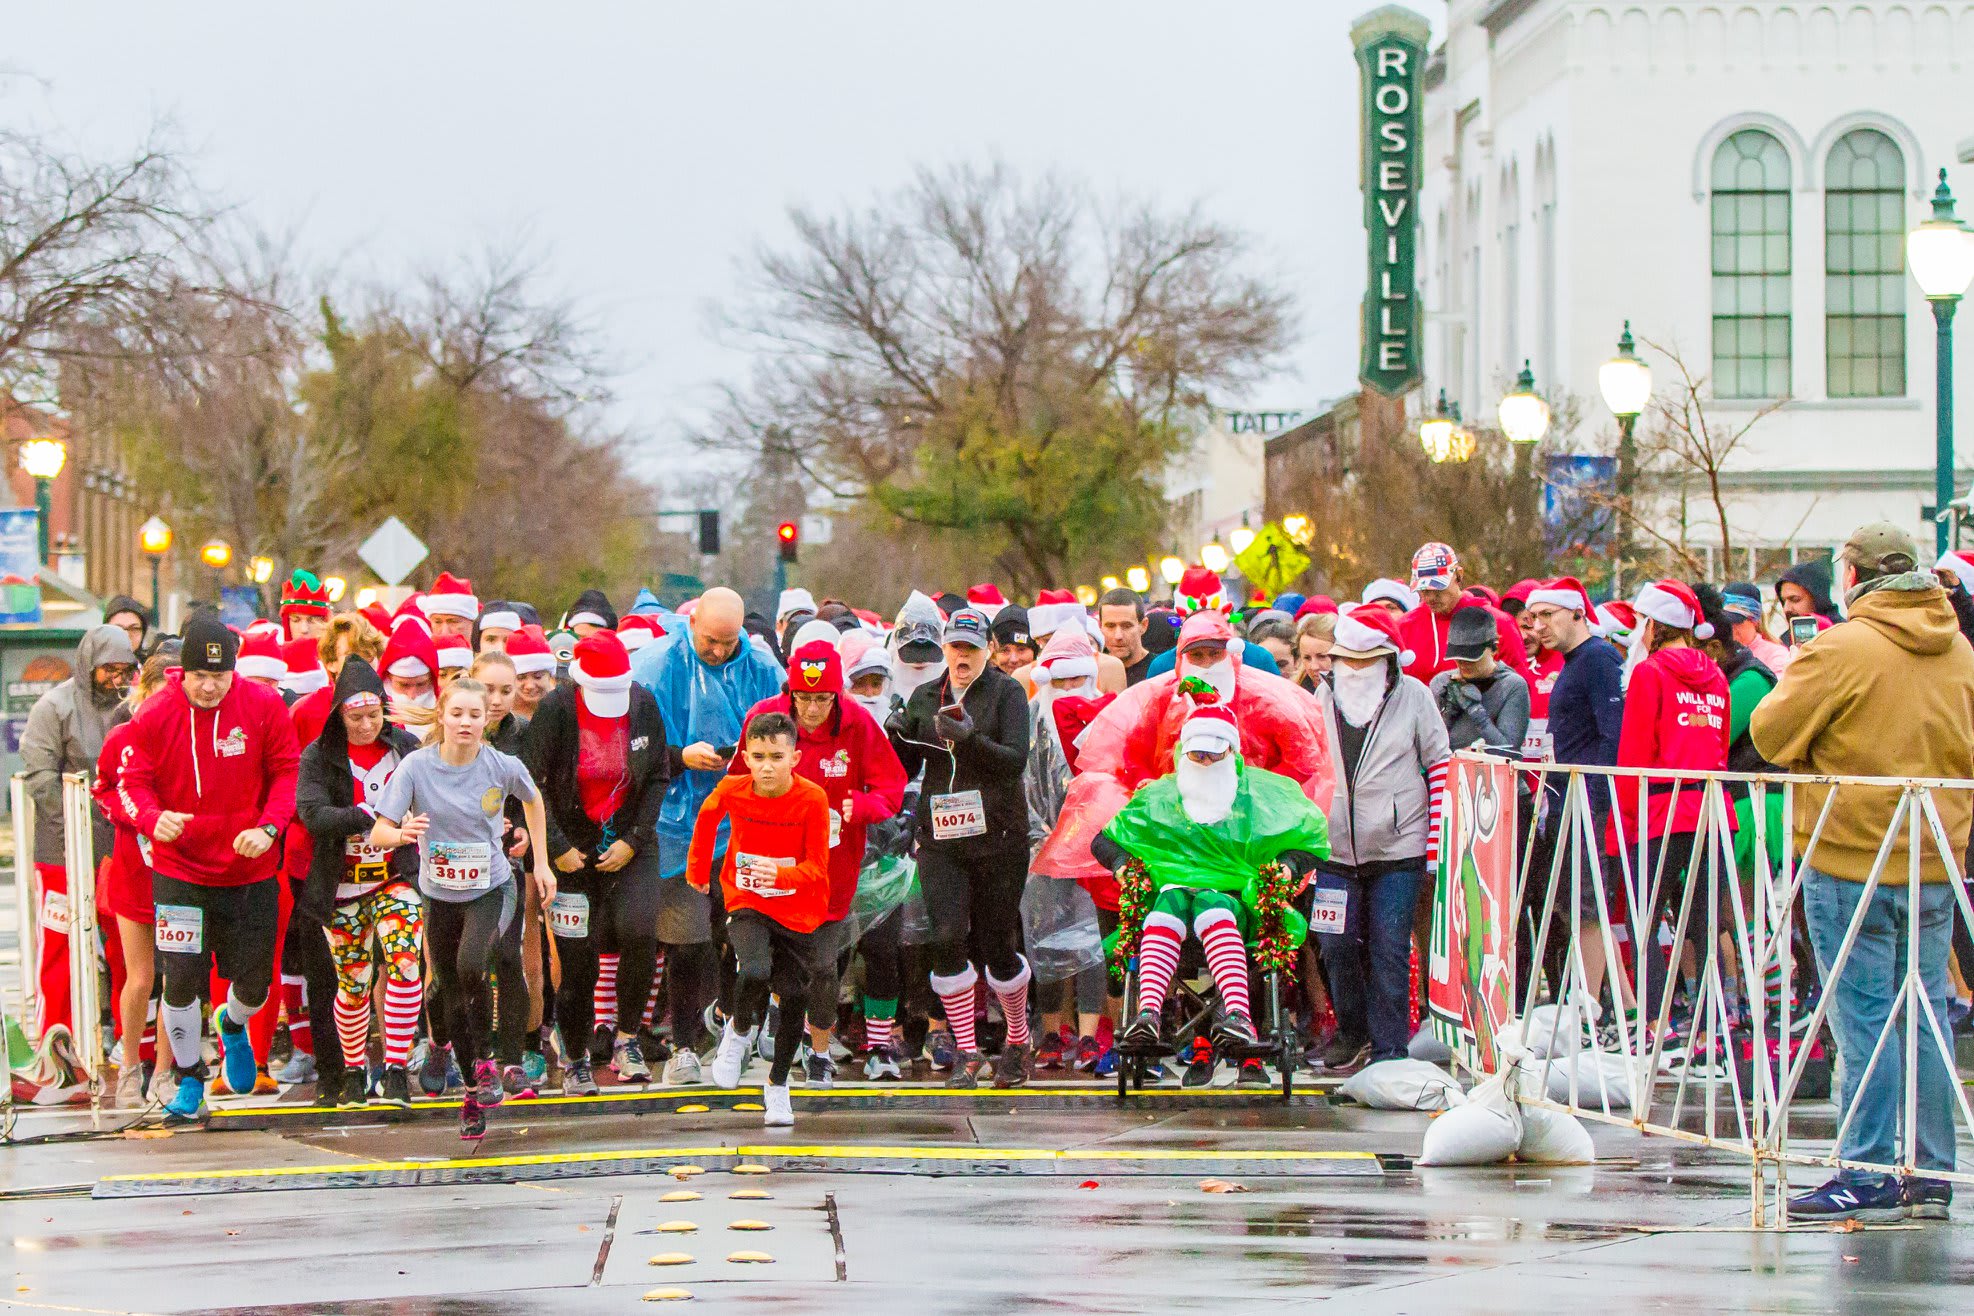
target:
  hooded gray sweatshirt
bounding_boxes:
[20,625,138,862]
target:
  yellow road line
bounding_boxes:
[102,1147,736,1182]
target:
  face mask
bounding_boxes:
[850,692,890,719]
[1331,661,1386,726]
[1176,754,1239,825]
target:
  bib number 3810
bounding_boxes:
[426,841,493,893]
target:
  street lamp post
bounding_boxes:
[1599,323,1653,589]
[139,516,173,618]
[19,438,66,567]
[1497,361,1552,445]
[199,539,233,604]
[1908,169,1974,557]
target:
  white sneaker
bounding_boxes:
[762,1082,793,1127]
[148,1061,178,1106]
[115,1064,145,1110]
[709,1022,754,1090]
[662,1048,703,1087]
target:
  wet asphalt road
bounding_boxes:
[6,1088,1971,1314]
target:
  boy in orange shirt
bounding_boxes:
[688,712,832,1126]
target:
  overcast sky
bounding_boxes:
[11,1,1417,475]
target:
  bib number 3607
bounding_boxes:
[930,789,986,840]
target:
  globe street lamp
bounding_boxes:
[139,516,172,616]
[1599,323,1653,585]
[1281,513,1314,547]
[1158,555,1185,586]
[1229,515,1256,556]
[323,574,347,603]
[1200,540,1231,575]
[1100,574,1122,591]
[199,538,232,604]
[19,438,66,566]
[1909,169,1974,556]
[1497,360,1552,445]
[1125,565,1151,594]
[248,555,275,585]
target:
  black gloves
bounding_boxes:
[935,706,975,743]
[884,709,908,738]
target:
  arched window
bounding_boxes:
[1825,128,1906,397]
[1711,130,1792,398]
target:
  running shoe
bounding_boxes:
[253,1068,280,1095]
[1236,1057,1271,1087]
[863,1047,902,1081]
[710,1023,754,1090]
[1072,1035,1102,1072]
[1213,1008,1259,1054]
[115,1064,145,1111]
[661,1048,703,1087]
[564,1060,600,1096]
[702,1002,727,1040]
[1179,1038,1216,1088]
[1092,1047,1119,1078]
[762,1082,794,1127]
[147,1061,177,1107]
[1118,1008,1163,1054]
[612,1036,652,1083]
[992,1041,1031,1089]
[272,1052,317,1085]
[1789,1174,1908,1223]
[1034,1027,1067,1070]
[418,1042,453,1097]
[803,1051,836,1089]
[1314,1035,1370,1074]
[473,1059,505,1108]
[459,1095,486,1140]
[501,1065,538,1100]
[927,1028,958,1071]
[377,1066,412,1108]
[214,1007,257,1097]
[944,1050,985,1089]
[521,1049,549,1088]
[587,1024,614,1068]
[162,1075,207,1125]
[1906,1178,1954,1221]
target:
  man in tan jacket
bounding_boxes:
[1751,522,1974,1223]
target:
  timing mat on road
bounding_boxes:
[202,1081,1340,1130]
[92,1143,1383,1197]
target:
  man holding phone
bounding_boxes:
[890,607,1034,1088]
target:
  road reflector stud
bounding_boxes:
[655,1220,698,1233]
[648,1252,694,1266]
[733,1163,771,1175]
[732,1102,764,1111]
[660,1190,702,1202]
[727,1219,772,1231]
[643,1286,694,1300]
[729,1189,772,1200]
[727,1251,774,1264]
[674,1104,710,1114]
[668,1165,705,1179]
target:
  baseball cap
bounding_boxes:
[1410,541,1458,591]
[942,607,992,650]
[1841,522,1918,575]
[1720,581,1763,620]
[895,615,943,663]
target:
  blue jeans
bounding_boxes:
[1801,867,1957,1176]
[1318,865,1425,1061]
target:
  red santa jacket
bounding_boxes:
[117,672,301,887]
[1399,603,1533,684]
[1606,645,1733,850]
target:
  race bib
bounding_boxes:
[346,834,391,866]
[1308,886,1349,936]
[547,891,591,939]
[426,840,494,893]
[155,903,203,954]
[1522,724,1554,762]
[40,889,70,937]
[929,790,987,840]
[829,809,842,849]
[734,852,793,897]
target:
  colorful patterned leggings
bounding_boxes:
[327,882,425,1068]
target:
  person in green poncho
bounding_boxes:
[1091,701,1330,1054]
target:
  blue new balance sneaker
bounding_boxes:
[162,1074,207,1125]
[214,1008,257,1097]
[1789,1174,1909,1223]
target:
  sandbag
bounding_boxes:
[1519,996,1597,1059]
[1515,1105,1596,1164]
[1340,1058,1465,1112]
[1542,1050,1636,1111]
[1418,1072,1522,1166]
[1407,1023,1454,1064]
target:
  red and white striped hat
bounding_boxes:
[505,625,556,676]
[424,572,479,620]
[236,630,286,682]
[1632,579,1714,639]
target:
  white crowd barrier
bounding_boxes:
[1448,750,1974,1225]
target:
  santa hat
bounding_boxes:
[1525,576,1596,617]
[1295,595,1340,619]
[378,623,438,682]
[236,630,286,681]
[422,572,478,620]
[1502,578,1542,609]
[279,570,333,625]
[1632,579,1714,639]
[280,637,329,696]
[1178,702,1240,755]
[434,632,473,671]
[569,632,634,717]
[1176,608,1235,654]
[359,602,393,635]
[1027,588,1085,640]
[1938,551,1974,595]
[390,594,431,635]
[1595,601,1638,641]
[1360,578,1420,612]
[1331,606,1413,664]
[965,583,1008,621]
[1465,584,1501,608]
[1033,628,1098,684]
[505,625,556,675]
[617,614,661,653]
[1175,567,1225,614]
[244,619,283,642]
[478,602,523,634]
[787,639,844,695]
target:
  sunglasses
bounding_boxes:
[1184,747,1231,765]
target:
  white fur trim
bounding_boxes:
[1526,587,1586,613]
[1360,579,1419,612]
[618,629,652,652]
[436,647,472,670]
[1178,720,1238,753]
[1027,602,1083,637]
[565,611,608,630]
[387,655,431,678]
[1633,582,1699,634]
[570,657,632,716]
[478,610,521,632]
[236,655,286,681]
[508,650,556,675]
[1038,655,1098,681]
[423,592,479,619]
[1332,614,1397,657]
[280,668,330,696]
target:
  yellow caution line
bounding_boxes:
[101,1143,1373,1184]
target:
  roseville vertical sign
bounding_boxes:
[1352,6,1429,397]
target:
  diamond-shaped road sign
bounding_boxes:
[1233,523,1311,598]
[357,516,429,587]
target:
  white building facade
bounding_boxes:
[1419,0,1974,573]
[1165,408,1317,556]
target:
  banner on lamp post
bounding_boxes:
[1352,6,1429,398]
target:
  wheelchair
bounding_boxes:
[1110,937,1301,1102]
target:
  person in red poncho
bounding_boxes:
[729,638,907,1083]
[1396,541,1532,684]
[1605,578,1733,1031]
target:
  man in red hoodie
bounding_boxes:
[1397,541,1532,684]
[117,610,301,1123]
[730,639,906,1083]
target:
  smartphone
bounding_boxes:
[714,743,737,761]
[1789,615,1818,645]
[939,703,965,720]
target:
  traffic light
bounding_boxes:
[697,509,720,556]
[777,520,799,564]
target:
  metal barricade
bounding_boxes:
[1456,750,1974,1226]
[62,771,106,1112]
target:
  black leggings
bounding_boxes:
[729,909,827,1086]
[554,855,662,1049]
[857,908,903,1002]
[917,844,1028,980]
[426,883,518,1066]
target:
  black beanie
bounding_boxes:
[181,609,238,673]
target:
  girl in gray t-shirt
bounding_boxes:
[370,677,554,1135]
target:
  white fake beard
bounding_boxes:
[850,692,891,719]
[1035,676,1097,720]
[893,661,942,701]
[1622,628,1649,688]
[1331,662,1386,727]
[1176,755,1239,825]
[1180,657,1237,705]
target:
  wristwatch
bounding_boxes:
[259,824,280,840]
